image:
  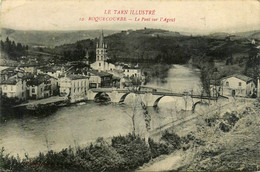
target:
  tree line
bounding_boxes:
[0,37,28,60]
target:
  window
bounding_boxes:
[127,70,129,72]
[11,86,13,91]
[238,82,242,86]
[32,88,35,93]
[226,81,229,86]
[99,63,101,67]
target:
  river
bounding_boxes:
[0,64,201,157]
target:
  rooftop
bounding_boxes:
[123,66,140,70]
[89,70,112,77]
[0,67,16,73]
[1,77,18,85]
[65,74,89,80]
[222,74,253,83]
[27,74,55,86]
[39,67,56,73]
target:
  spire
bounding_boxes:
[98,30,104,48]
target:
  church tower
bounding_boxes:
[95,30,108,71]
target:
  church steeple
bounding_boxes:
[95,30,108,63]
[97,30,106,48]
[99,30,104,48]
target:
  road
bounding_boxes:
[13,96,67,107]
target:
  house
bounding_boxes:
[88,70,113,88]
[220,74,256,97]
[59,74,89,101]
[88,74,101,88]
[123,66,142,78]
[18,64,37,74]
[26,74,58,99]
[0,67,17,83]
[37,66,65,79]
[1,77,27,100]
[27,78,45,100]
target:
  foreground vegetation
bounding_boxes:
[0,132,183,172]
[178,99,260,171]
[1,99,259,172]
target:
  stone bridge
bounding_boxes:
[87,88,222,112]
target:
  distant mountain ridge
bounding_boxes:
[1,28,259,47]
[1,28,120,47]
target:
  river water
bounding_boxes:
[0,64,201,157]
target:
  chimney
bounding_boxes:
[257,77,260,98]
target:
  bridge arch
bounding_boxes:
[94,92,111,102]
[153,96,165,107]
[192,101,209,113]
[119,92,131,103]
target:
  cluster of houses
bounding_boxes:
[1,31,259,103]
[0,64,142,102]
[0,31,144,102]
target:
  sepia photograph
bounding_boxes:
[0,0,259,171]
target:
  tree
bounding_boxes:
[245,46,260,81]
[124,94,151,139]
[200,66,211,97]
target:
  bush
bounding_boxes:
[161,131,181,150]
[148,138,170,158]
[181,133,206,151]
[219,122,231,132]
[223,111,239,126]
[205,117,217,126]
[1,133,185,172]
[111,134,151,170]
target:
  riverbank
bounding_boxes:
[139,63,172,84]
[139,98,260,171]
[1,99,258,171]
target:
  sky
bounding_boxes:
[1,0,260,34]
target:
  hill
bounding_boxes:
[49,28,254,65]
[235,30,260,40]
[1,28,119,47]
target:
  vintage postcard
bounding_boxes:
[0,0,259,171]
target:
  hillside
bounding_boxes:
[49,28,254,65]
[1,28,119,47]
[140,99,260,171]
[235,30,260,40]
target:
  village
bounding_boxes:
[0,31,260,109]
[0,31,145,106]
